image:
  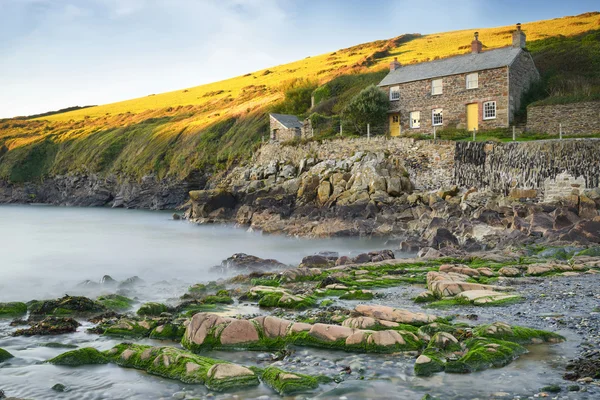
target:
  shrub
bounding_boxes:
[342,85,389,135]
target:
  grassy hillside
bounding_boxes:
[1,12,599,183]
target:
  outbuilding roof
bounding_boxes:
[378,47,523,86]
[269,113,303,129]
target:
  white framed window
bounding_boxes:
[390,86,400,101]
[432,108,443,126]
[392,115,399,123]
[409,111,421,128]
[483,101,496,119]
[466,73,478,89]
[431,79,443,95]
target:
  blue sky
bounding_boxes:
[0,0,597,118]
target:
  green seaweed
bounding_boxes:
[137,302,169,316]
[339,290,374,300]
[474,323,565,344]
[0,302,27,318]
[149,323,186,341]
[0,347,14,363]
[445,338,527,373]
[97,294,134,311]
[47,347,109,366]
[261,366,328,395]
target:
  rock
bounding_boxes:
[428,228,458,249]
[13,317,80,336]
[499,267,521,277]
[560,219,600,244]
[28,295,105,318]
[299,255,335,269]
[261,366,322,395]
[341,316,378,329]
[105,343,259,391]
[219,320,259,345]
[52,384,67,392]
[189,189,236,218]
[526,265,554,276]
[439,264,479,277]
[317,181,332,205]
[172,213,182,220]
[354,304,436,325]
[48,347,108,366]
[456,290,521,305]
[137,302,170,316]
[309,324,354,342]
[437,185,459,199]
[0,347,14,363]
[0,302,27,318]
[100,275,117,285]
[217,253,286,272]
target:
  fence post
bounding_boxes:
[559,123,562,139]
[262,135,265,143]
[512,126,516,141]
[340,123,343,137]
[367,123,370,141]
[433,126,436,140]
[473,129,476,142]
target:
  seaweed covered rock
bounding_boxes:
[243,286,316,309]
[106,343,259,391]
[100,318,157,338]
[13,317,80,336]
[474,322,565,344]
[0,302,27,318]
[182,313,422,353]
[47,347,109,366]
[96,294,134,311]
[0,347,14,362]
[339,290,374,300]
[261,366,327,395]
[149,323,186,341]
[28,295,105,318]
[136,302,170,316]
[216,253,286,273]
[445,338,527,373]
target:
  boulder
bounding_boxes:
[317,181,332,205]
[354,304,436,325]
[13,317,80,336]
[499,267,521,277]
[189,189,236,218]
[299,255,335,269]
[428,228,458,249]
[217,253,286,272]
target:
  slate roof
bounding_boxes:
[270,113,303,129]
[378,47,523,87]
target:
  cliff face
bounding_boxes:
[0,172,205,209]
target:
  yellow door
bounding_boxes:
[389,114,401,137]
[466,103,478,131]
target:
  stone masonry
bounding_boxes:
[526,101,600,135]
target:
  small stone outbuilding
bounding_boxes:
[269,113,312,142]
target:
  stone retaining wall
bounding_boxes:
[526,101,600,135]
[454,139,600,198]
[254,137,455,190]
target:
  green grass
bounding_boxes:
[1,14,599,182]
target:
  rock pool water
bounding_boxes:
[0,205,597,399]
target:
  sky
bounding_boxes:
[0,0,598,118]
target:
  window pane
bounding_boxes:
[432,79,442,95]
[483,101,496,119]
[410,111,420,128]
[467,73,478,89]
[432,108,443,126]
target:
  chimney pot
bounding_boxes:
[389,57,401,71]
[512,23,526,49]
[471,32,482,54]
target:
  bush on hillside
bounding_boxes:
[342,85,389,135]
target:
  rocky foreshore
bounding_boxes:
[2,245,600,399]
[184,148,600,254]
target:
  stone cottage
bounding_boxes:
[269,113,312,142]
[378,24,539,136]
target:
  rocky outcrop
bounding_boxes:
[0,171,204,209]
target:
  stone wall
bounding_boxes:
[269,115,300,142]
[382,67,510,134]
[526,101,600,135]
[454,139,600,198]
[252,137,455,190]
[508,51,540,124]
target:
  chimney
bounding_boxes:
[512,23,526,49]
[471,32,482,54]
[389,57,401,71]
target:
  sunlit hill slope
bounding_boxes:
[0,12,599,184]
